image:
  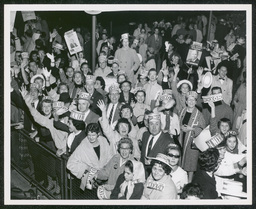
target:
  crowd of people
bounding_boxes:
[10,11,248,200]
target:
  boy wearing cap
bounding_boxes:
[94,55,112,78]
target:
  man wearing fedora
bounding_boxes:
[140,113,175,175]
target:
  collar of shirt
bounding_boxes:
[67,130,82,149]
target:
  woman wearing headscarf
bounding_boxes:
[110,160,145,199]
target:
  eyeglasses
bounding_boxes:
[168,154,180,159]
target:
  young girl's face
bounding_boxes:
[226,136,237,151]
[124,166,134,182]
[180,83,190,94]
[135,91,145,104]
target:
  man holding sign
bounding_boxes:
[202,86,233,127]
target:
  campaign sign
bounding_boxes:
[186,49,202,66]
[64,30,82,55]
[202,93,223,103]
[21,11,36,22]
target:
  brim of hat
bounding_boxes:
[177,80,193,89]
[30,75,46,88]
[74,98,93,104]
[146,156,171,168]
[202,73,213,88]
[220,190,247,198]
[54,46,64,50]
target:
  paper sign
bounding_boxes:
[191,42,203,51]
[64,30,82,55]
[70,110,86,121]
[21,11,36,22]
[205,133,224,148]
[202,93,223,103]
[10,11,16,32]
[186,49,202,66]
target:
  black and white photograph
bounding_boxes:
[3,3,253,206]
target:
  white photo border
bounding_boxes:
[4,3,253,206]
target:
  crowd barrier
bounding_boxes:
[11,128,98,200]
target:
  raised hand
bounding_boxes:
[208,101,215,109]
[173,64,180,75]
[42,67,51,79]
[19,84,28,98]
[46,53,55,63]
[97,100,106,112]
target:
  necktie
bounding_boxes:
[164,114,170,131]
[147,136,154,156]
[108,104,114,125]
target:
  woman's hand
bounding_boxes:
[181,125,195,132]
[173,64,180,75]
[208,101,215,110]
[97,100,106,112]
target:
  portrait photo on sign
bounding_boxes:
[186,49,202,66]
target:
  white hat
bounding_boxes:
[30,74,45,88]
[53,43,64,51]
[121,33,129,41]
[85,75,96,83]
[70,110,86,121]
[53,101,64,109]
[98,55,107,63]
[109,83,121,93]
[177,79,193,90]
[146,153,171,168]
[76,91,93,104]
[201,72,213,88]
[148,113,161,122]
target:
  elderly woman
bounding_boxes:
[95,138,134,199]
[115,33,140,87]
[110,160,145,199]
[165,144,188,194]
[179,91,206,183]
[67,123,113,190]
[141,153,177,200]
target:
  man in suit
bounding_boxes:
[76,91,99,125]
[146,27,163,72]
[210,65,233,105]
[106,83,122,130]
[84,75,104,116]
[140,113,175,176]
